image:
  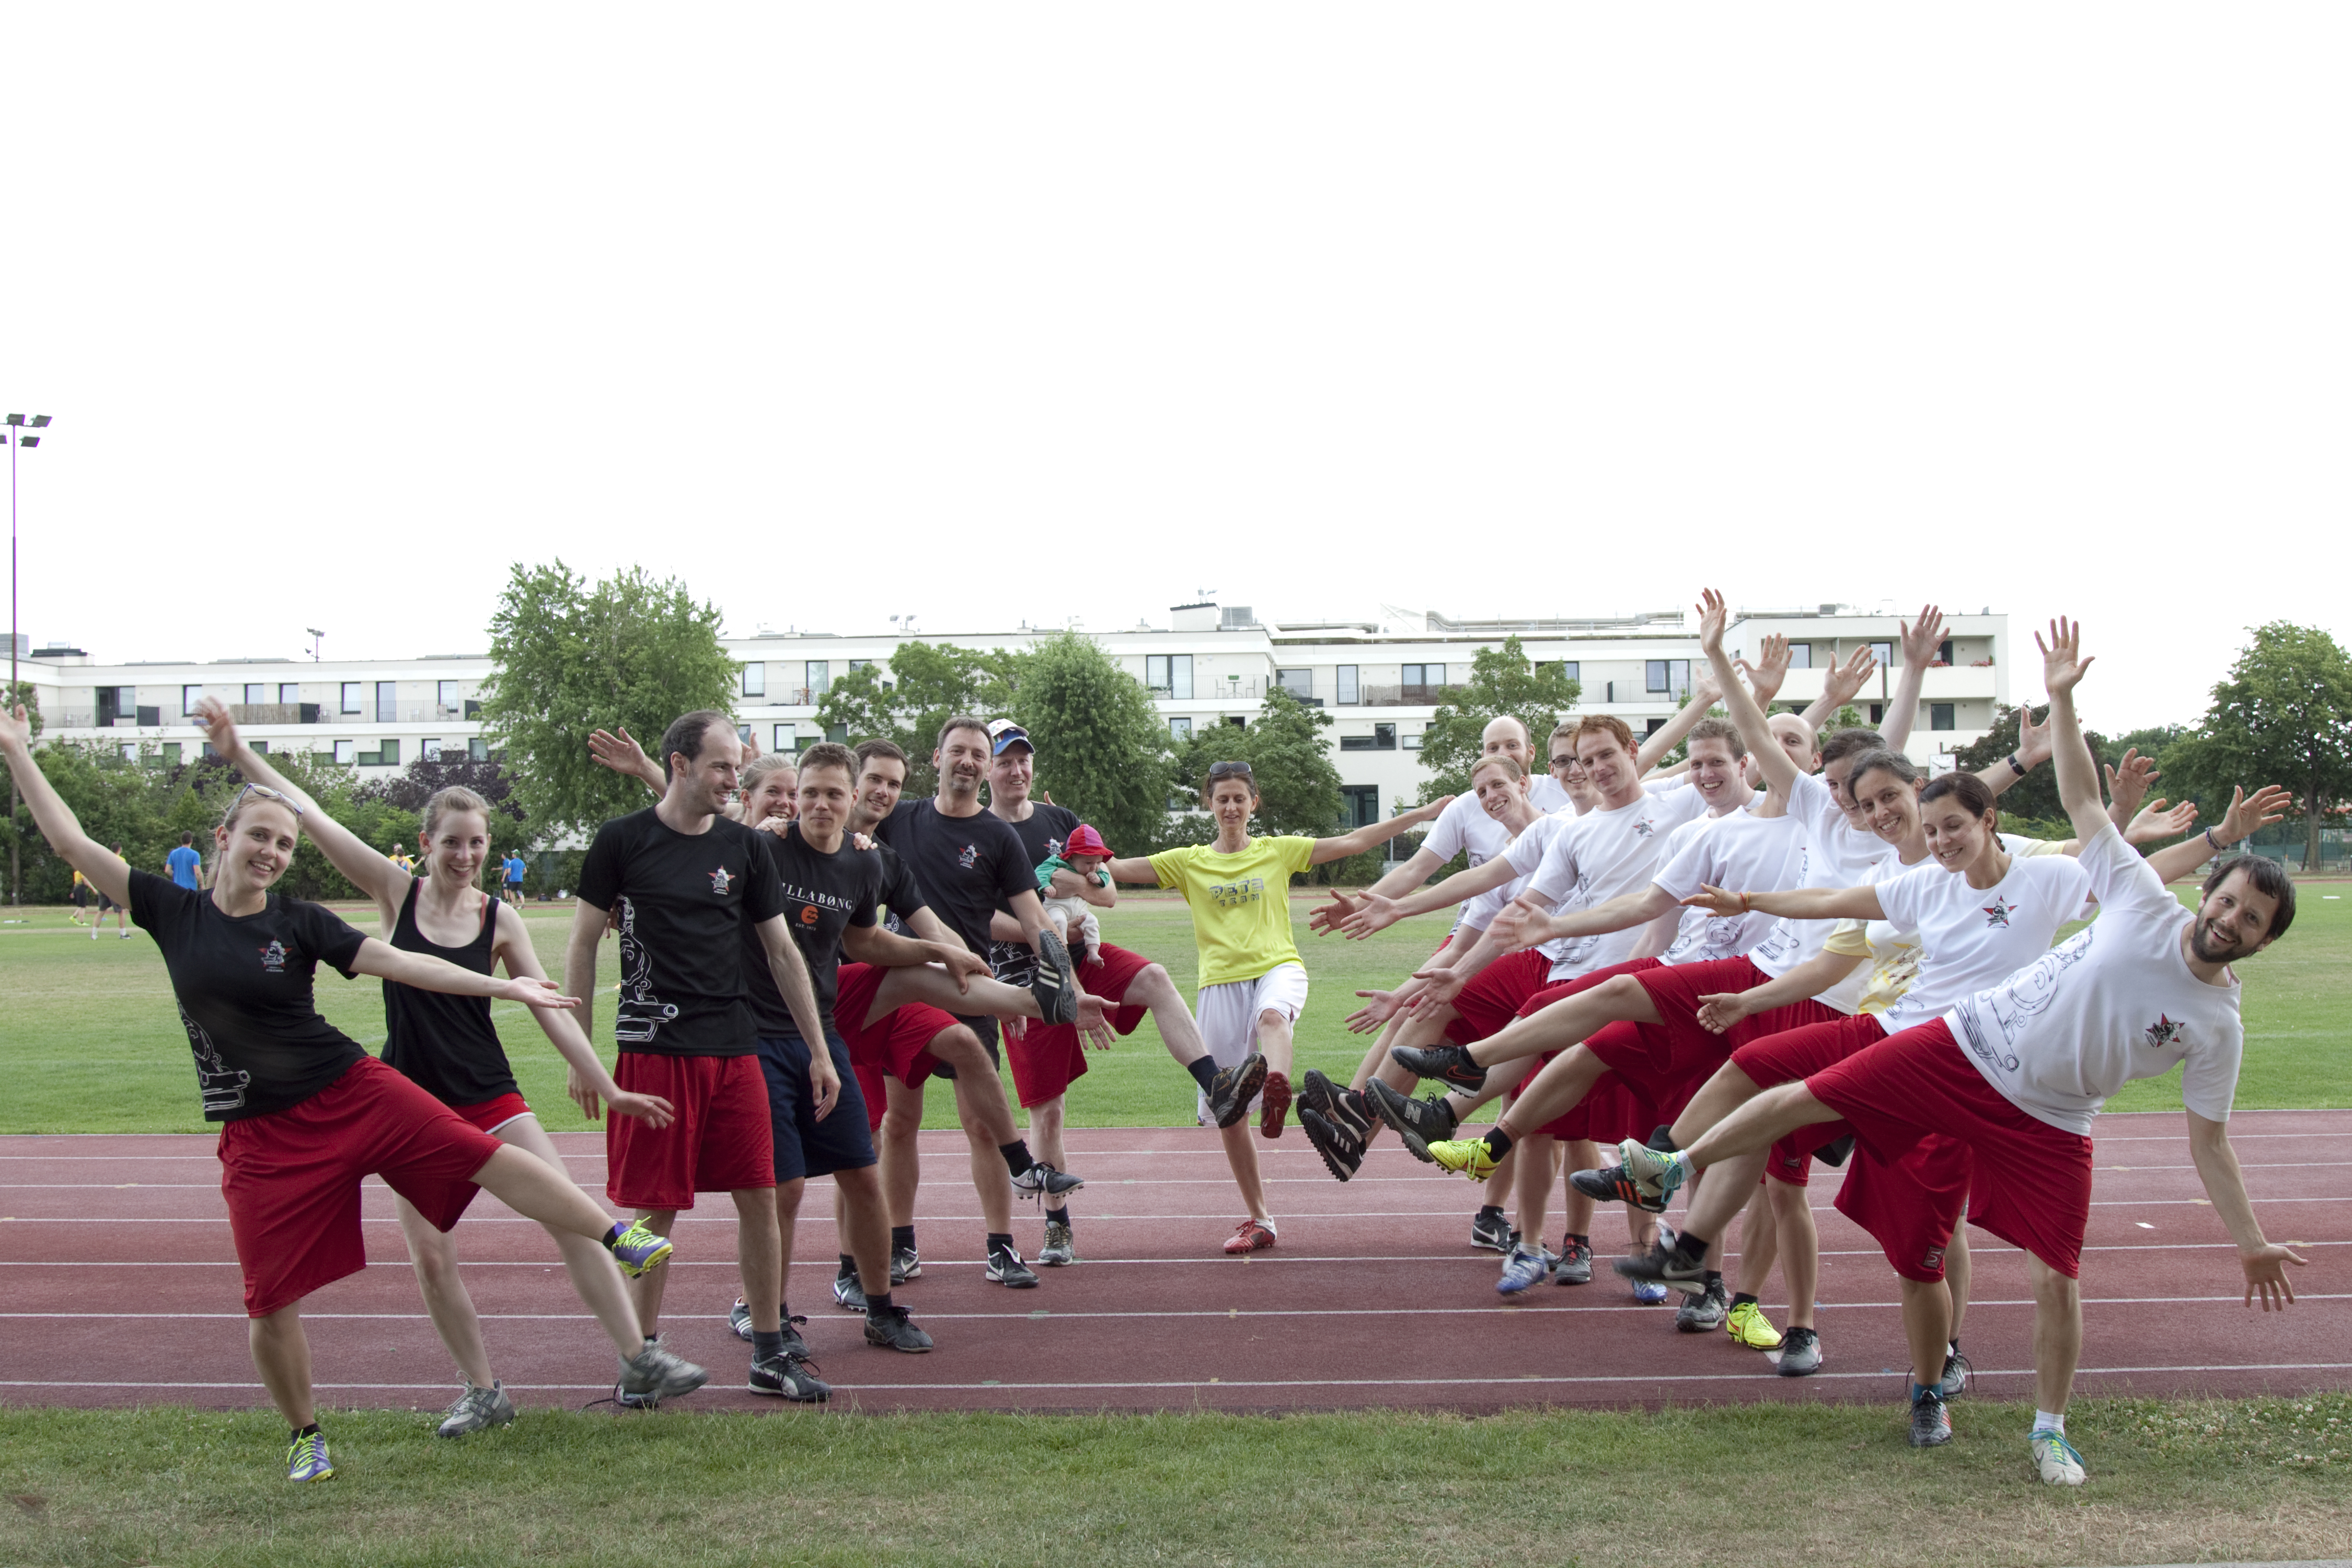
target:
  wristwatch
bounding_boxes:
[2007,752,2026,777]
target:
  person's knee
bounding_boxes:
[931,1025,985,1071]
[770,1176,807,1220]
[1597,975,1647,1010]
[834,1163,882,1201]
[1134,963,1174,1002]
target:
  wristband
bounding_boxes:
[2007,752,2026,777]
[1738,891,1751,914]
[2205,826,2224,854]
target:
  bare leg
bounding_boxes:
[629,1206,678,1334]
[469,1142,624,1242]
[835,1165,893,1298]
[1561,1138,1598,1240]
[1669,1148,1770,1254]
[1256,1007,1294,1078]
[1466,973,1662,1068]
[1219,1119,1270,1225]
[733,1186,783,1335]
[395,1195,495,1388]
[1682,1082,1839,1171]
[1667,1060,1769,1148]
[2028,1253,2082,1414]
[1029,1093,1071,1216]
[950,1072,1016,1236]
[1492,1044,1612,1137]
[1734,1180,1778,1299]
[1511,1133,1558,1244]
[919,1024,1020,1147]
[1900,1275,1955,1389]
[1768,1179,1818,1328]
[1946,1225,1972,1341]
[499,1114,645,1357]
[1120,962,1208,1066]
[773,1176,807,1311]
[880,1075,924,1228]
[248,1306,316,1429]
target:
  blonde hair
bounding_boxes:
[1471,754,1525,785]
[741,753,798,795]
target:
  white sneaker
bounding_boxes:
[2029,1429,2086,1485]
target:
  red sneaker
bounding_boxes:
[1221,1218,1277,1255]
[1258,1071,1292,1139]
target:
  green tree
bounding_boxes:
[1006,632,1170,857]
[476,561,740,843]
[1414,636,1581,804]
[2166,622,2352,870]
[1955,703,2116,828]
[4,679,43,903]
[815,641,1024,798]
[1171,689,1346,870]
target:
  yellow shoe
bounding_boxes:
[1725,1300,1782,1350]
[1425,1138,1502,1181]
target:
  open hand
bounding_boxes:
[566,1064,603,1121]
[497,978,582,1010]
[2124,798,2198,845]
[1823,645,1877,709]
[2036,617,2093,698]
[1307,892,1362,937]
[1696,588,1729,658]
[1078,996,1116,1049]
[1680,884,1746,919]
[1900,605,1947,668]
[1406,965,1468,1010]
[607,1089,676,1129]
[1346,989,1404,1032]
[1486,902,1543,954]
[1693,991,1754,1034]
[2216,784,2292,846]
[1339,892,1404,940]
[2241,1242,2307,1311]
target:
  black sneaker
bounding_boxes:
[1300,1105,1367,1182]
[1675,1280,1728,1333]
[780,1313,811,1358]
[1366,1079,1458,1162]
[1569,1162,1669,1214]
[1938,1348,1972,1399]
[1612,1241,1709,1292]
[864,1304,935,1353]
[1469,1208,1514,1254]
[1297,1069,1369,1139]
[1011,1161,1084,1200]
[986,1243,1040,1288]
[1205,1054,1269,1129]
[890,1244,922,1285]
[1029,928,1080,1024]
[1908,1387,1952,1447]
[1777,1324,1823,1377]
[1388,1043,1489,1092]
[832,1272,868,1312]
[749,1350,831,1403]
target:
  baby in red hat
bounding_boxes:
[1035,823,1112,965]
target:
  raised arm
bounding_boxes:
[2036,618,2109,843]
[1310,795,1450,865]
[589,727,668,798]
[196,698,410,920]
[1106,855,1161,886]
[2145,785,2290,885]
[0,705,133,907]
[2186,1110,2305,1310]
[1697,589,1797,796]
[1800,646,1877,732]
[1979,703,2054,801]
[1877,605,1945,753]
[1635,672,1724,776]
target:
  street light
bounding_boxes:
[6,412,54,907]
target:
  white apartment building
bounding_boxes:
[15,602,2009,829]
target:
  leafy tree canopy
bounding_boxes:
[1416,637,1581,804]
[816,641,1021,799]
[1172,688,1344,842]
[2165,621,2352,870]
[1004,632,1170,858]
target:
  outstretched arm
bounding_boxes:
[1878,605,1945,753]
[2186,1111,2305,1310]
[1489,883,1677,952]
[1310,796,1450,865]
[1697,589,1797,797]
[490,904,671,1126]
[2145,785,2290,885]
[195,698,410,921]
[0,706,133,906]
[1978,703,2054,801]
[840,919,992,986]
[1339,850,1524,936]
[1681,882,1886,923]
[349,936,578,1008]
[2036,618,2109,843]
[1106,855,1161,886]
[1636,672,1724,776]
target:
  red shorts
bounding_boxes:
[449,1091,534,1135]
[1831,1134,1975,1282]
[1008,942,1156,1109]
[1732,1013,1888,1189]
[835,962,960,1133]
[1808,1017,2095,1278]
[605,1052,775,1210]
[217,1056,504,1318]
[1444,949,1559,1045]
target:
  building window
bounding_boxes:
[848,659,871,673]
[1559,661,1581,683]
[741,664,765,699]
[1785,644,1811,670]
[736,724,753,744]
[376,682,398,722]
[1340,784,1379,828]
[1276,668,1313,701]
[182,685,203,715]
[120,742,137,760]
[379,739,400,766]
[1645,659,1691,695]
[161,742,182,767]
[1936,639,1954,666]
[243,683,267,706]
[1645,718,1667,737]
[250,741,268,755]
[1225,716,1247,728]
[1169,717,1192,742]
[279,682,302,705]
[422,739,442,762]
[773,723,796,753]
[1931,702,1956,731]
[468,736,489,762]
[1401,663,1446,698]
[439,679,463,710]
[341,682,364,714]
[1402,730,1423,750]
[1869,703,1884,723]
[826,723,848,743]
[1870,641,1894,670]
[333,739,355,765]
[805,661,830,697]
[1339,724,1397,752]
[1335,665,1358,705]
[1146,653,1193,699]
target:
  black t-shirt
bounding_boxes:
[576,808,789,1057]
[126,869,369,1122]
[874,798,1034,960]
[872,840,931,940]
[740,823,884,1039]
[986,801,1081,983]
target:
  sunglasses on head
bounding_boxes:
[1207,760,1253,782]
[232,782,304,818]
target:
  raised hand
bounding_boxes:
[195,696,245,759]
[2036,616,2093,698]
[2124,798,2198,845]
[1738,632,1792,707]
[0,702,30,755]
[2216,785,2293,846]
[1899,605,1947,668]
[1696,588,1730,658]
[2015,703,2055,769]
[2105,748,2159,820]
[588,727,654,777]
[1346,989,1404,1032]
[1823,645,1877,709]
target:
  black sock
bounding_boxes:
[751,1329,785,1364]
[1046,1207,1070,1230]
[1185,1056,1219,1092]
[1731,1291,1758,1309]
[836,1253,857,1279]
[866,1291,894,1318]
[1476,1204,1505,1223]
[294,1422,321,1440]
[1673,1230,1711,1267]
[1000,1139,1035,1175]
[891,1225,916,1252]
[599,1221,629,1252]
[1947,1339,1959,1357]
[1646,1123,1679,1152]
[1483,1126,1514,1159]
[1703,1270,1724,1292]
[987,1231,1015,1254]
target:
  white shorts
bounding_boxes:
[1193,962,1309,1122]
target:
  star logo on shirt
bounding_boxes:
[2142,1014,2183,1048]
[1982,897,2017,928]
[708,867,733,896]
[257,940,287,973]
[1633,820,1655,838]
[958,844,978,869]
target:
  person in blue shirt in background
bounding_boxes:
[501,852,527,907]
[165,832,204,891]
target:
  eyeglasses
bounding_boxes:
[232,782,304,818]
[1207,760,1253,781]
[1549,754,1577,770]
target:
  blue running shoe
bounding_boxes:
[1496,1242,1554,1295]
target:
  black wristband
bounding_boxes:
[2007,752,2026,777]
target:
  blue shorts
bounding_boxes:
[755,1029,877,1182]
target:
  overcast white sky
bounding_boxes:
[5,7,2345,731]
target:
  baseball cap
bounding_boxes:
[1064,823,1111,859]
[986,719,1033,756]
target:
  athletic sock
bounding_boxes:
[1911,1382,1936,1403]
[752,1329,785,1364]
[1482,1127,1514,1159]
[1669,1149,1700,1182]
[865,1291,894,1318]
[1731,1292,1758,1310]
[1185,1056,1219,1092]
[599,1221,630,1252]
[1703,1270,1724,1293]
[1671,1230,1711,1269]
[891,1225,916,1252]
[999,1139,1036,1175]
[987,1232,1016,1255]
[2033,1409,2066,1435]
[1046,1207,1070,1230]
[836,1253,857,1279]
[293,1422,321,1440]
[1947,1338,1961,1358]
[1476,1204,1506,1224]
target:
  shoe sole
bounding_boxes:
[1031,929,1080,1024]
[1258,1072,1292,1139]
[1778,1354,1824,1377]
[893,1256,923,1283]
[1297,1070,1370,1140]
[748,1380,831,1403]
[1299,1109,1364,1183]
[986,1268,1040,1288]
[1552,1269,1592,1286]
[1037,1253,1075,1266]
[1368,1085,1444,1162]
[1208,1055,1269,1129]
[1570,1168,1669,1213]
[866,1333,935,1354]
[1677,1311,1726,1334]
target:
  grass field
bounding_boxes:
[2,884,2346,1135]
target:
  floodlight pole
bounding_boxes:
[6,414,53,906]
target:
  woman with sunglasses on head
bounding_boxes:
[1102,759,1446,1254]
[0,704,683,1484]
[193,701,709,1436]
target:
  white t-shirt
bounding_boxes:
[1511,786,1711,979]
[1872,848,2094,1033]
[1422,792,1516,870]
[1528,775,1572,815]
[1947,825,2243,1136]
[1653,803,1811,965]
[1466,812,1572,936]
[1740,771,1864,982]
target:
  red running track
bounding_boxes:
[2,1109,2345,1416]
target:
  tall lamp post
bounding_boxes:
[6,413,54,906]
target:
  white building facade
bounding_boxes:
[17,602,2009,829]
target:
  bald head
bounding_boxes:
[1481,714,1535,774]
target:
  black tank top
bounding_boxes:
[379,880,518,1106]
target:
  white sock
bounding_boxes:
[2032,1409,2066,1436]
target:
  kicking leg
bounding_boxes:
[628,1207,678,1334]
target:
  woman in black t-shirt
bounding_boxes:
[1,703,683,1485]
[201,701,704,1437]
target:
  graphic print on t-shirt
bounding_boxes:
[178,1003,251,1114]
[258,940,288,973]
[2144,1014,2183,1047]
[1982,896,2016,928]
[1952,924,2093,1072]
[709,867,733,896]
[613,897,682,1045]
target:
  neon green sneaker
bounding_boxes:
[2029,1429,2086,1485]
[286,1429,335,1483]
[1425,1138,1502,1181]
[606,1221,674,1278]
[1725,1300,1782,1350]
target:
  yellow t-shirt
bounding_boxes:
[1147,835,1317,988]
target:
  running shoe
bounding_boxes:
[1613,1242,1707,1292]
[986,1243,1040,1288]
[1037,1219,1076,1266]
[728,1298,755,1342]
[864,1304,935,1353]
[1616,1138,1689,1201]
[1776,1325,1823,1376]
[285,1430,335,1483]
[1030,927,1080,1024]
[1631,1280,1671,1305]
[1424,1138,1502,1181]
[1676,1280,1728,1333]
[1908,1387,1952,1448]
[832,1271,869,1311]
[2028,1429,2086,1485]
[1206,1054,1270,1129]
[1552,1237,1594,1286]
[1938,1347,1972,1400]
[1497,1242,1554,1295]
[1469,1207,1514,1253]
[1388,1043,1489,1092]
[1258,1070,1293,1139]
[1725,1301,1782,1351]
[1221,1218,1277,1255]
[750,1350,831,1403]
[617,1338,711,1405]
[1569,1161,1669,1214]
[891,1245,922,1285]
[1300,1106,1367,1183]
[435,1381,515,1438]
[1366,1080,1458,1161]
[1297,1069,1370,1140]
[1011,1161,1085,1200]
[605,1221,674,1278]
